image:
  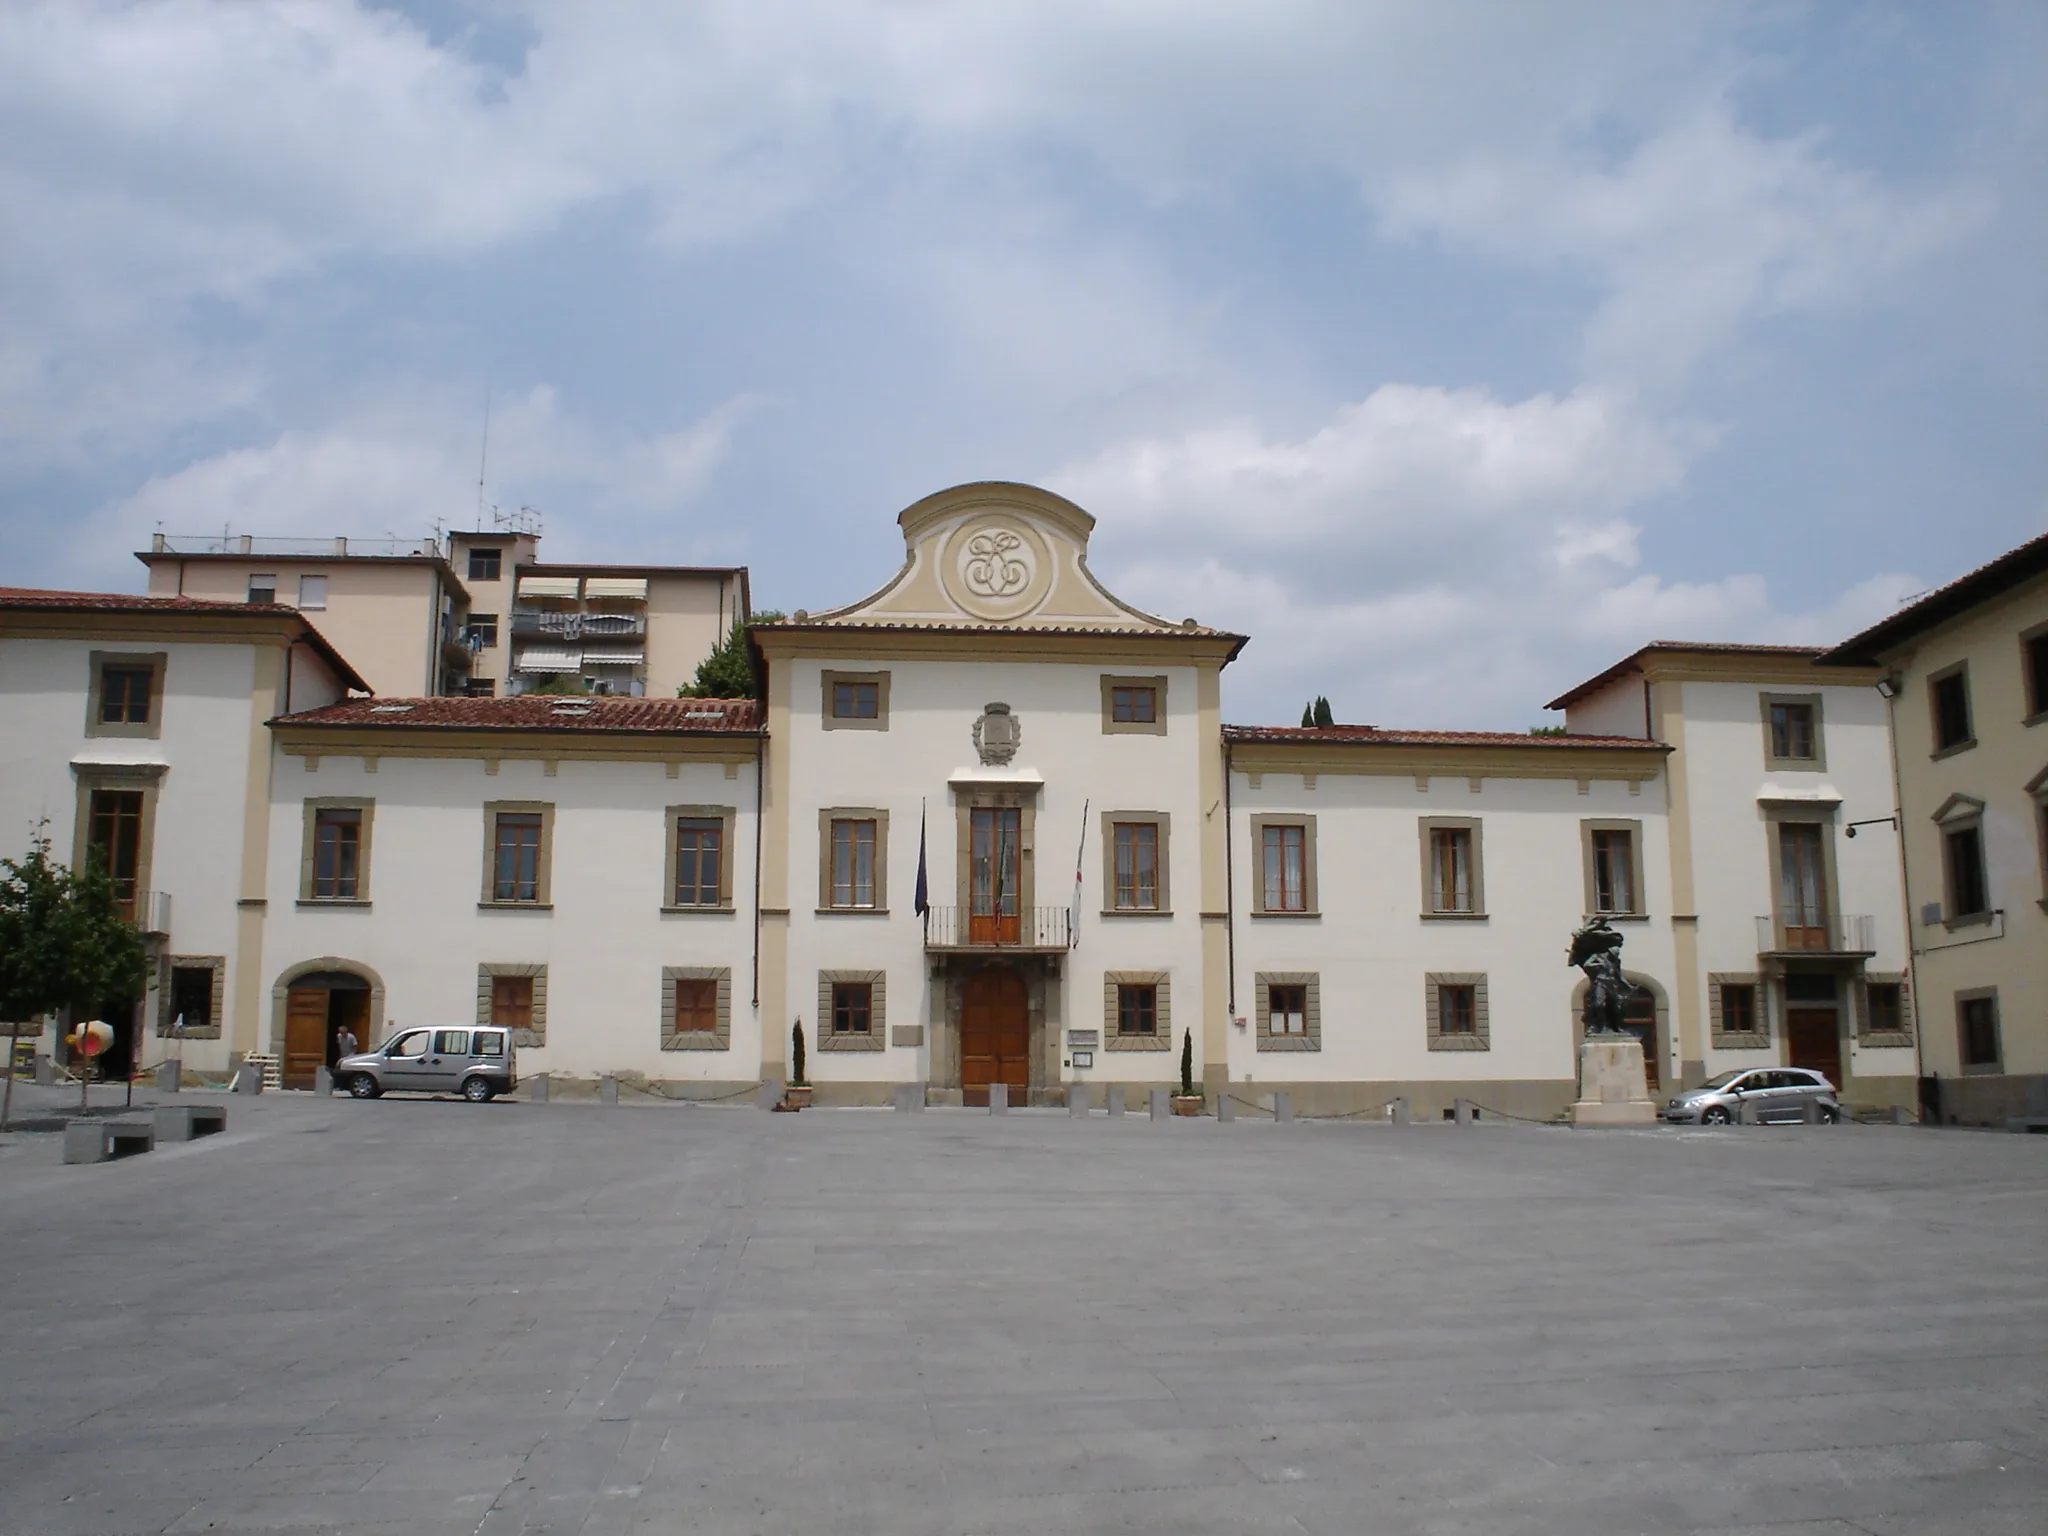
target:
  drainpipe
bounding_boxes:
[1224,736,1237,1019]
[751,727,766,1010]
[1881,673,1926,1103]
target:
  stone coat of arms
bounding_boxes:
[973,703,1021,766]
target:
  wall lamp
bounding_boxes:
[1845,816,1899,839]
[1874,675,1902,699]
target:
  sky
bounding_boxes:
[2,1,2043,727]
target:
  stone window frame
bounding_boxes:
[298,796,374,906]
[2022,620,2048,726]
[1709,971,1769,1049]
[1254,970,1321,1053]
[953,787,1037,915]
[1760,691,1827,772]
[1249,813,1320,917]
[1955,987,2001,1075]
[1426,972,1490,1051]
[480,801,555,909]
[817,808,890,913]
[1927,660,1976,758]
[477,962,548,1047]
[820,669,891,731]
[817,969,886,1052]
[1100,674,1169,736]
[70,763,165,910]
[660,965,732,1051]
[159,954,226,1039]
[1101,810,1171,917]
[1418,816,1486,920]
[1931,793,1991,929]
[1103,970,1171,1051]
[2027,765,2048,910]
[1762,802,1842,948]
[1855,971,1915,1048]
[1580,818,1647,920]
[84,650,168,740]
[663,803,737,912]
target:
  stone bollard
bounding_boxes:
[1148,1088,1169,1121]
[894,1083,925,1113]
[1272,1090,1293,1123]
[1737,1096,1760,1126]
[1389,1095,1410,1127]
[313,1066,333,1096]
[234,1060,264,1095]
[1454,1098,1476,1127]
[529,1072,549,1103]
[1067,1083,1091,1117]
[1216,1093,1235,1123]
[1803,1099,1822,1125]
[1889,1103,1911,1125]
[1106,1086,1126,1117]
[34,1053,55,1086]
[600,1075,619,1106]
[988,1082,1008,1114]
[155,1060,181,1093]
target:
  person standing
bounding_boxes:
[333,1023,359,1062]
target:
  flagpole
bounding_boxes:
[1069,798,1088,949]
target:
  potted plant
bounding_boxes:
[783,1018,812,1109]
[1172,1028,1204,1116]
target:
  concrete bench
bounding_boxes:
[63,1117,156,1165]
[154,1105,226,1142]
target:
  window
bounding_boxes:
[818,810,888,910]
[247,574,277,605]
[1101,675,1168,735]
[1711,976,1764,1046]
[1420,818,1484,916]
[389,1029,430,1058]
[672,816,723,907]
[161,957,224,1040]
[820,671,889,730]
[478,964,546,1044]
[86,651,166,739]
[675,978,717,1032]
[481,803,553,907]
[467,613,499,648]
[1930,665,1973,754]
[297,574,327,610]
[1251,816,1318,915]
[1775,821,1830,947]
[474,1031,505,1057]
[1254,971,1320,1051]
[1117,984,1157,1036]
[1582,821,1644,916]
[1427,973,1490,1051]
[1863,981,1909,1042]
[465,679,497,697]
[311,806,362,900]
[1103,971,1171,1049]
[434,1029,470,1055]
[1762,693,1825,769]
[1110,819,1162,911]
[2026,626,2048,720]
[1944,825,1988,920]
[469,547,503,581]
[88,789,144,912]
[1958,993,2000,1071]
[816,970,886,1050]
[1721,983,1756,1034]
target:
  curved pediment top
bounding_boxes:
[809,481,1194,632]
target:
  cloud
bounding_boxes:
[1059,388,1921,726]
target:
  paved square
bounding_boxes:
[1,1090,2044,1535]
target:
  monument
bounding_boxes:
[1567,917,1658,1126]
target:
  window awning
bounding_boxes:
[515,646,582,672]
[517,575,581,599]
[580,650,645,667]
[583,576,648,600]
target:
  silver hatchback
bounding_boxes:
[336,1026,517,1103]
[1665,1067,1841,1125]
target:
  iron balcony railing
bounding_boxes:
[923,905,1071,951]
[1756,913,1876,955]
[150,534,444,560]
[509,609,647,639]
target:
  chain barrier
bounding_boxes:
[616,1077,763,1105]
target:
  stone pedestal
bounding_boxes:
[1570,1037,1657,1126]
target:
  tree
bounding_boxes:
[1313,696,1334,727]
[1179,1027,1196,1100]
[679,611,785,699]
[528,673,589,696]
[1529,724,1569,737]
[790,1018,807,1088]
[1300,702,1314,727]
[0,829,147,1123]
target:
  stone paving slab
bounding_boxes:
[0,1091,2043,1534]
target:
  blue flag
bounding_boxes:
[914,804,929,917]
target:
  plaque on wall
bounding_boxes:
[1066,1028,1100,1050]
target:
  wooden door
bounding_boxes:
[1786,1008,1842,1088]
[1622,992,1660,1094]
[969,809,1021,944]
[960,969,1029,1107]
[283,988,328,1090]
[1778,824,1828,949]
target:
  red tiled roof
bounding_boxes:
[1819,526,2048,666]
[1223,724,1668,751]
[273,695,763,733]
[1543,640,1830,711]
[0,586,371,692]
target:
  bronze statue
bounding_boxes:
[1568,916,1645,1037]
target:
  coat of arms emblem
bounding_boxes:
[972,703,1021,766]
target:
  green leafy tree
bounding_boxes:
[679,611,785,699]
[1179,1027,1195,1099]
[0,829,147,1123]
[1313,696,1334,727]
[528,673,589,696]
[1529,724,1569,737]
[790,1017,807,1088]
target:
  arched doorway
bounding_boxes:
[271,959,386,1090]
[961,967,1029,1108]
[1573,972,1670,1094]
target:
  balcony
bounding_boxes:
[509,609,646,640]
[1756,913,1876,958]
[114,889,171,935]
[923,906,1070,953]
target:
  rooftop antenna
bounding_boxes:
[475,375,493,526]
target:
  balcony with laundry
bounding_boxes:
[507,573,650,695]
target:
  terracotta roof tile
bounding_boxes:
[1543,640,1831,711]
[1223,724,1667,751]
[1819,526,2048,665]
[275,695,763,733]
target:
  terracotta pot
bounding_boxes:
[1171,1095,1204,1117]
[783,1085,813,1109]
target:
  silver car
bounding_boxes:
[337,1026,517,1103]
[1665,1067,1841,1125]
